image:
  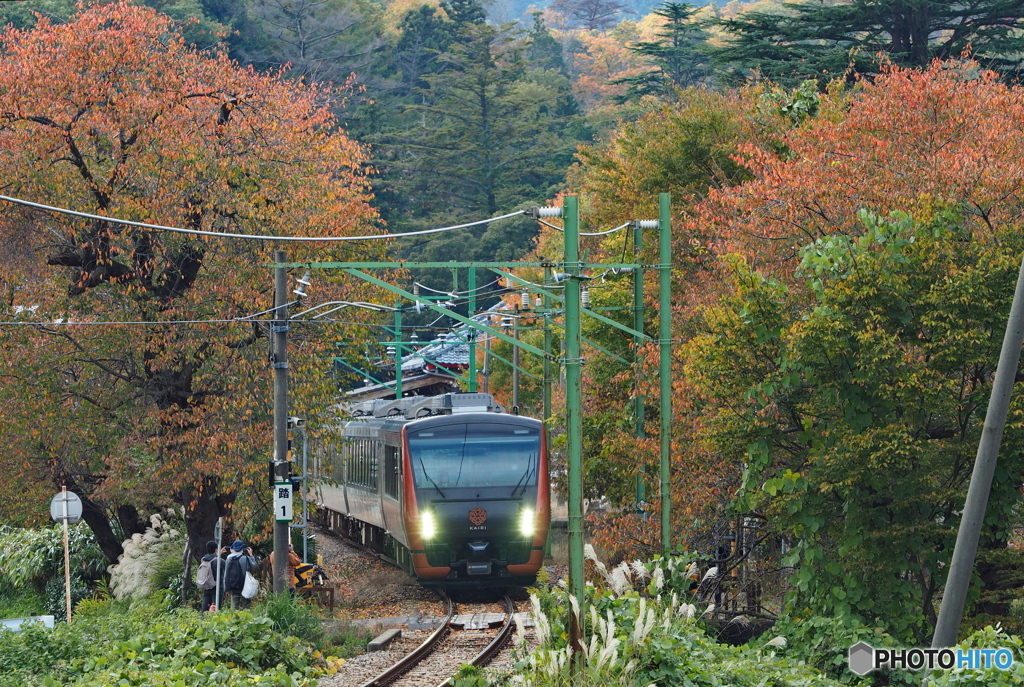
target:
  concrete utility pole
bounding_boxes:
[272,249,290,595]
[932,253,1024,647]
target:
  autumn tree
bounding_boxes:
[649,61,1024,659]
[0,3,384,562]
[687,210,1024,660]
[519,85,800,560]
[714,0,1024,84]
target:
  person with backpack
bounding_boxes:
[196,540,225,612]
[224,539,257,609]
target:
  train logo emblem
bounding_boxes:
[469,507,488,526]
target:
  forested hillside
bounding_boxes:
[6,3,1024,684]
[9,0,1021,291]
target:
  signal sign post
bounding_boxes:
[275,483,293,522]
[49,487,82,623]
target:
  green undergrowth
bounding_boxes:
[0,594,342,687]
[454,553,1024,687]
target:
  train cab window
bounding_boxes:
[407,423,540,494]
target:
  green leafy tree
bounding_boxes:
[550,0,633,31]
[687,210,1024,650]
[0,0,231,50]
[526,11,567,75]
[714,0,1024,85]
[392,4,457,97]
[440,0,486,28]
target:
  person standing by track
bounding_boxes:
[224,539,257,609]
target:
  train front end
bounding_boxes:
[402,414,549,588]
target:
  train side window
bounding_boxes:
[360,439,368,488]
[370,440,379,490]
[384,445,399,498]
[345,440,355,486]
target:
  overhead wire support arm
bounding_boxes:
[279,260,643,270]
[496,269,652,343]
[342,268,553,361]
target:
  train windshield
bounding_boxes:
[407,423,540,494]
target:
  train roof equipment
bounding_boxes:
[341,392,506,420]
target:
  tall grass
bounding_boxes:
[256,592,324,645]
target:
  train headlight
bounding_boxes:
[421,511,436,540]
[519,507,535,537]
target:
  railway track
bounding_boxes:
[357,593,517,687]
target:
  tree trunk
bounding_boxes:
[52,470,126,564]
[179,476,234,562]
[116,504,149,541]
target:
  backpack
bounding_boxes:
[224,554,246,592]
[196,557,217,590]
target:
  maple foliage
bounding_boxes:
[696,61,1024,266]
[561,61,1024,580]
[673,61,1024,642]
[0,3,385,561]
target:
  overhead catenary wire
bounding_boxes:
[0,193,527,242]
[413,278,501,296]
[536,218,630,237]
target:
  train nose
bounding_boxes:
[466,541,491,575]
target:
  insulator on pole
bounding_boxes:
[635,219,658,230]
[522,290,531,309]
[531,206,563,219]
[581,287,591,309]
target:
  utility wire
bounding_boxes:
[0,317,390,327]
[0,194,526,242]
[413,278,501,296]
[537,218,630,237]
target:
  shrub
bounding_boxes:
[256,592,324,645]
[43,573,90,622]
[0,599,321,687]
[0,524,105,588]
[455,551,845,687]
[321,620,374,658]
[0,584,45,618]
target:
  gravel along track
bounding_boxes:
[318,597,521,687]
[311,524,540,686]
[389,625,503,687]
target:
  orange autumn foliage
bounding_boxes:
[0,3,386,560]
[695,61,1024,267]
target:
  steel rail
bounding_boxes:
[358,591,454,687]
[436,595,518,687]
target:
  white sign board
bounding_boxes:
[49,491,83,524]
[274,482,293,522]
[1,616,55,631]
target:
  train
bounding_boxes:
[315,392,550,588]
